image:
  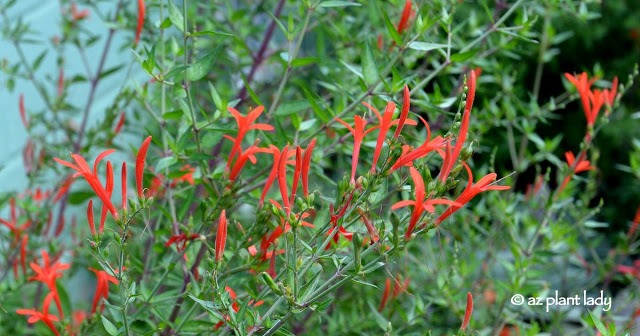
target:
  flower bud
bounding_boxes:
[113,232,122,244]
[352,232,362,273]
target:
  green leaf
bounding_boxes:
[68,191,96,205]
[361,40,378,87]
[319,1,362,7]
[275,100,311,116]
[164,65,189,80]
[168,1,185,32]
[101,316,119,336]
[55,283,71,319]
[340,60,363,79]
[588,310,609,336]
[450,49,479,62]
[191,30,233,37]
[382,9,402,45]
[407,41,448,51]
[189,294,224,319]
[208,82,224,112]
[162,111,182,119]
[99,65,125,80]
[186,45,223,81]
[241,73,263,106]
[291,57,320,67]
[302,88,331,123]
[31,51,47,71]
[155,156,177,172]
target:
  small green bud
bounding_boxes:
[296,197,305,210]
[113,232,122,244]
[260,272,281,295]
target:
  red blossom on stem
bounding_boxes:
[215,210,227,262]
[0,198,31,245]
[28,250,70,319]
[87,199,96,236]
[439,69,477,182]
[357,208,379,243]
[396,0,414,35]
[226,106,274,171]
[435,163,510,225]
[20,234,28,277]
[121,162,127,210]
[70,2,90,21]
[99,161,114,233]
[89,267,119,314]
[54,151,119,221]
[301,138,316,198]
[135,0,145,45]
[165,233,199,252]
[391,167,460,239]
[58,68,64,97]
[389,117,447,173]
[378,278,391,311]
[19,93,28,129]
[259,145,295,207]
[393,85,412,140]
[334,115,379,183]
[136,136,152,198]
[16,292,61,336]
[460,292,473,330]
[228,144,263,181]
[557,151,596,194]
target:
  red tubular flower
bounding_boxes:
[268,246,277,277]
[54,151,119,221]
[389,119,447,173]
[378,278,391,311]
[396,0,413,34]
[215,210,227,262]
[29,250,70,319]
[437,70,477,182]
[107,112,126,146]
[99,161,114,233]
[226,106,274,171]
[121,162,127,210]
[136,136,152,198]
[19,93,28,129]
[0,198,31,245]
[277,145,291,214]
[70,2,90,20]
[17,292,61,336]
[628,206,640,239]
[460,292,473,330]
[89,267,119,314]
[357,208,379,243]
[391,167,460,239]
[165,233,199,252]
[259,145,295,207]
[87,200,96,236]
[171,165,196,186]
[289,146,303,205]
[54,214,65,238]
[435,163,510,225]
[58,68,64,97]
[260,200,314,254]
[20,234,28,277]
[334,115,379,183]
[364,99,418,172]
[302,138,316,198]
[228,144,262,181]
[53,176,74,203]
[604,77,618,114]
[393,85,411,140]
[135,0,145,45]
[557,151,596,194]
[565,72,597,124]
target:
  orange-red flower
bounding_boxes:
[389,117,447,173]
[363,96,417,172]
[69,2,90,21]
[29,250,70,319]
[0,198,30,245]
[439,69,477,182]
[214,286,264,330]
[89,267,119,314]
[54,150,119,221]
[435,163,510,225]
[20,234,29,277]
[136,136,152,198]
[19,93,28,129]
[393,85,412,140]
[334,115,379,183]
[396,0,414,35]
[135,0,145,45]
[121,162,128,210]
[165,232,199,252]
[301,138,317,198]
[391,167,460,239]
[228,144,263,181]
[565,72,598,125]
[260,200,314,255]
[259,145,295,207]
[215,210,227,262]
[357,209,379,243]
[225,106,274,171]
[378,278,391,312]
[557,151,596,194]
[460,292,473,330]
[17,292,61,336]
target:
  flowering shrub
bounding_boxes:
[1,0,639,335]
